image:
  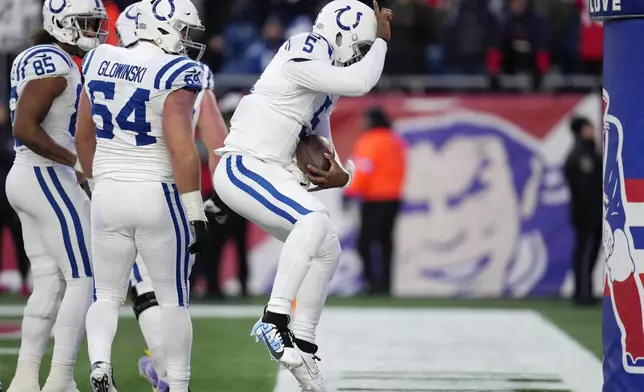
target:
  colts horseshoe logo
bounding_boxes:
[152,0,176,21]
[48,0,66,14]
[125,4,138,20]
[335,5,363,31]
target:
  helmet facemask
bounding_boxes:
[342,41,372,66]
[173,20,205,61]
[66,12,109,52]
[334,32,373,67]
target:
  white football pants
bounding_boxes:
[214,154,341,344]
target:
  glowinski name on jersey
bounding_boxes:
[96,60,148,83]
[82,42,203,183]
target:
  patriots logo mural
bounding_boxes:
[206,94,602,298]
[602,89,644,376]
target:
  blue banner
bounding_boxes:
[589,0,644,20]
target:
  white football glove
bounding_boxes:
[342,159,355,188]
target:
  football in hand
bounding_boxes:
[295,135,333,174]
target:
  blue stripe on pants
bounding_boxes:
[34,167,79,278]
[133,262,143,283]
[235,156,313,216]
[162,183,184,306]
[47,167,92,277]
[225,156,297,224]
[171,184,190,303]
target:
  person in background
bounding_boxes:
[345,107,406,295]
[500,0,550,79]
[443,0,501,75]
[194,93,249,299]
[384,0,438,74]
[564,116,602,306]
[0,104,29,295]
[235,15,285,74]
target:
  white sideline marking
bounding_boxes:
[273,308,602,392]
[0,348,20,356]
[0,305,264,319]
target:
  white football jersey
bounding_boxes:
[219,32,388,165]
[82,42,203,183]
[9,44,82,166]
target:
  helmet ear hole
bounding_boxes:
[335,32,342,47]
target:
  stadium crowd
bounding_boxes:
[0,0,604,299]
[129,0,602,77]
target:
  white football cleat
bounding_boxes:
[89,362,117,392]
[6,377,40,392]
[251,318,303,369]
[289,349,326,392]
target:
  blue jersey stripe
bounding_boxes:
[47,167,92,277]
[82,48,97,76]
[202,64,213,90]
[236,155,312,216]
[162,183,185,306]
[14,46,42,81]
[226,156,297,224]
[165,62,200,90]
[172,184,191,303]
[34,167,80,279]
[132,262,143,283]
[154,57,188,89]
[20,47,74,80]
[318,35,334,59]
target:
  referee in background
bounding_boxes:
[345,107,406,295]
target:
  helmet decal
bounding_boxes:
[335,5,362,31]
[125,4,138,20]
[152,0,176,22]
[49,0,66,14]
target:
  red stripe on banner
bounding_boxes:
[625,179,644,202]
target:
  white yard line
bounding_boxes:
[274,308,602,392]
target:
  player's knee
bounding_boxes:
[322,234,341,262]
[150,279,186,308]
[24,272,64,320]
[298,211,334,236]
[294,211,336,254]
[130,286,159,319]
[94,284,128,307]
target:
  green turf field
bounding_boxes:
[0,298,601,391]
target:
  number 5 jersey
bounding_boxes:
[218,32,387,166]
[82,41,204,183]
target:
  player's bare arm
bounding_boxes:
[163,88,200,194]
[13,77,77,167]
[75,89,96,179]
[197,89,227,176]
[164,87,209,254]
